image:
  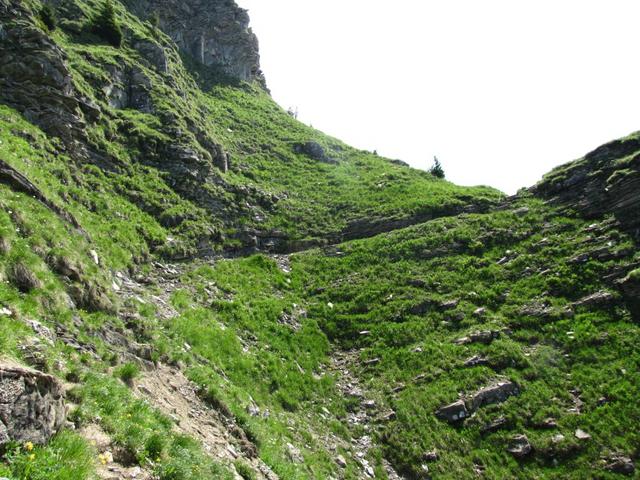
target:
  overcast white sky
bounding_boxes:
[236,0,640,194]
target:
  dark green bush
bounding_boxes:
[39,4,57,31]
[91,0,122,47]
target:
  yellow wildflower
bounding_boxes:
[28,453,36,461]
[24,441,34,452]
[98,451,113,465]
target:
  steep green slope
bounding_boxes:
[0,0,639,479]
[1,0,500,258]
[292,198,639,479]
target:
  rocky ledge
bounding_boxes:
[0,363,66,446]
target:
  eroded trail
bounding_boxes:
[135,364,278,480]
[80,260,279,480]
[329,349,403,480]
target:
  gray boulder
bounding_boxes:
[0,363,66,446]
[435,400,467,423]
[468,380,519,411]
[293,141,335,163]
[572,291,616,308]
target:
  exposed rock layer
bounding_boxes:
[532,137,640,239]
[126,0,266,87]
[0,363,66,446]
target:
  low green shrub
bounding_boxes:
[90,0,122,47]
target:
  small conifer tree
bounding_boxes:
[429,156,445,179]
[92,0,122,47]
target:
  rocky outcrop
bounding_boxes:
[0,363,66,445]
[0,0,90,145]
[293,141,335,164]
[531,137,640,238]
[468,381,519,411]
[437,380,519,424]
[0,158,82,230]
[126,0,265,87]
[435,400,467,423]
[102,64,154,112]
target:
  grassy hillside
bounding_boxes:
[1,0,501,258]
[0,0,638,479]
[291,197,639,478]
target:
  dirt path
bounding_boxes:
[87,261,280,480]
[135,364,278,480]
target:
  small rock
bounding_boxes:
[604,455,635,476]
[361,399,376,409]
[513,207,530,216]
[574,429,591,440]
[538,417,558,429]
[507,434,532,458]
[469,380,519,411]
[435,400,467,423]
[246,404,260,417]
[551,434,565,444]
[379,410,396,421]
[463,355,488,367]
[480,416,507,434]
[336,454,347,468]
[89,250,99,265]
[440,299,459,310]
[286,442,303,463]
[391,384,406,393]
[422,450,438,462]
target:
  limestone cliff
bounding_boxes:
[126,0,266,87]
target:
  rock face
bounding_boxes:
[126,0,266,87]
[0,0,88,145]
[0,363,66,445]
[437,380,519,424]
[531,136,640,239]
